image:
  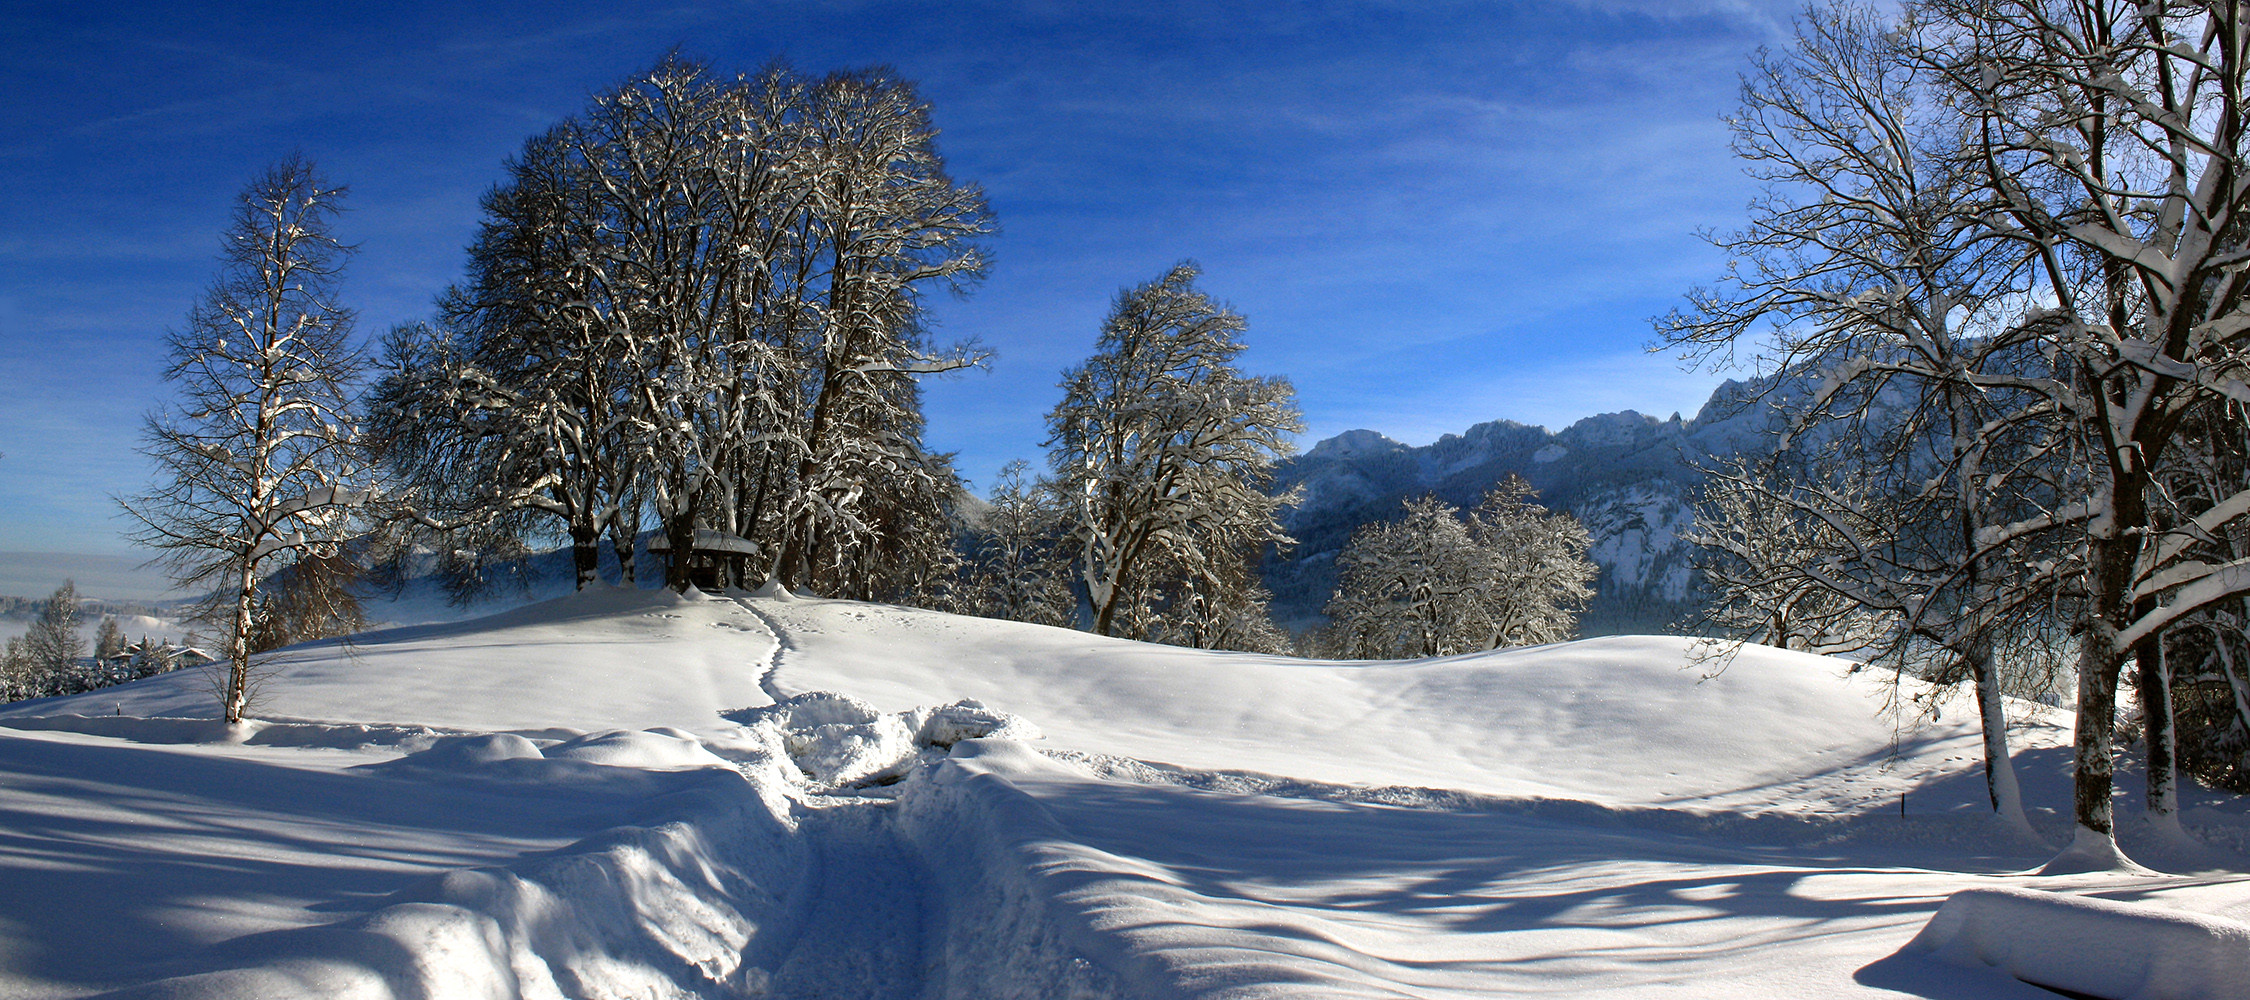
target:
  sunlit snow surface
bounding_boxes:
[2,586,2247,998]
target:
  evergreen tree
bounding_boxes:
[94,615,127,662]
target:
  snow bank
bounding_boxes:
[544,727,733,769]
[0,712,457,751]
[1910,885,2250,999]
[103,763,808,1000]
[897,739,1135,999]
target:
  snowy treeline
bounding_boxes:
[371,58,990,601]
[1663,0,2250,864]
[0,582,199,702]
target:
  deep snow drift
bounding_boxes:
[2,586,2246,999]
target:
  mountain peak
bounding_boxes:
[1306,429,1409,461]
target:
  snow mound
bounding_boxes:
[546,727,732,769]
[725,692,1042,788]
[1910,885,2250,999]
[397,732,545,769]
[2038,823,2165,875]
[910,698,1044,748]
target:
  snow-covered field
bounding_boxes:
[3,586,2247,998]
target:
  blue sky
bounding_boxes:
[0,0,1792,597]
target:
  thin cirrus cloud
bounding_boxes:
[2,0,1795,585]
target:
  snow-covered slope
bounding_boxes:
[746,595,2052,817]
[2,588,2243,999]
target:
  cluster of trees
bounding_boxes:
[942,264,1596,657]
[117,59,991,722]
[117,57,1603,718]
[372,58,990,601]
[1323,478,1596,659]
[1670,0,2250,865]
[0,582,196,702]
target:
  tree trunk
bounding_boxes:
[1968,642,2037,839]
[2072,616,2124,841]
[570,521,601,591]
[1092,583,1121,636]
[665,514,697,593]
[226,555,258,725]
[2137,633,2178,824]
[611,519,636,586]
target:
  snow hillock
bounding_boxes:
[1911,886,2250,1000]
[751,598,2077,820]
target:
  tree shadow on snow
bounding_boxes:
[1001,768,2064,996]
[0,732,682,993]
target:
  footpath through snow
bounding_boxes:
[3,586,2249,998]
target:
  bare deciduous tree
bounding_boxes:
[1047,264,1303,641]
[1324,479,1595,660]
[1665,0,2250,866]
[123,157,373,725]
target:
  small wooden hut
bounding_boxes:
[648,526,761,590]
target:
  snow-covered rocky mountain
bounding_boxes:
[1269,376,1791,634]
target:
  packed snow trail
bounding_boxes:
[749,798,929,998]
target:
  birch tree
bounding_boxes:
[123,157,373,725]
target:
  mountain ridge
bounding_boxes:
[1267,375,1793,635]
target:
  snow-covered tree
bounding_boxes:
[1046,263,1303,640]
[19,580,85,680]
[1323,479,1594,659]
[93,615,126,663]
[0,638,29,702]
[372,112,633,594]
[952,461,1076,626]
[769,68,992,594]
[1324,498,1478,659]
[1664,0,2250,864]
[1687,458,1894,654]
[375,60,986,600]
[122,157,373,725]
